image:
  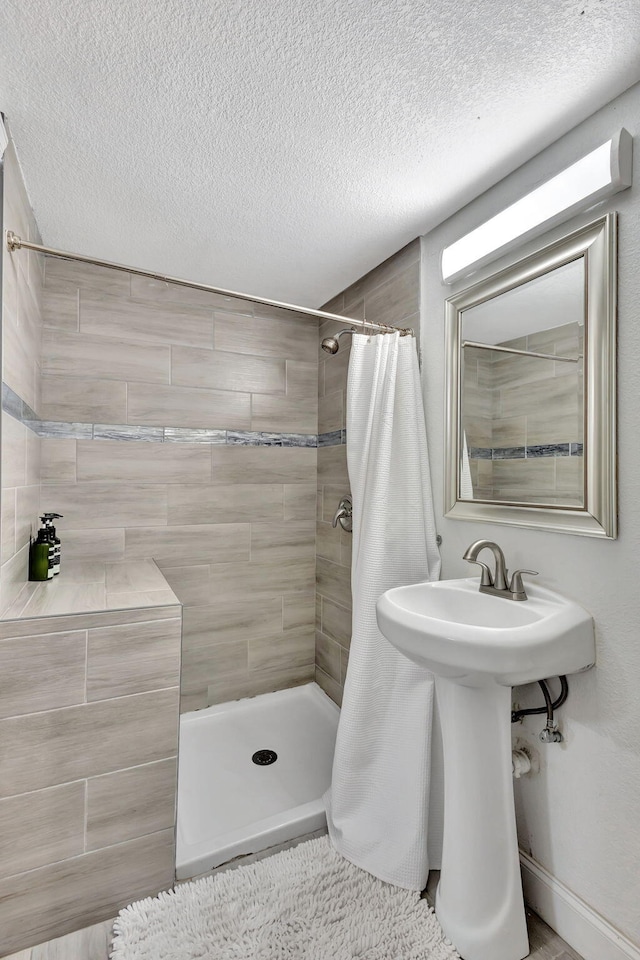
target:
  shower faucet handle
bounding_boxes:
[332,496,353,532]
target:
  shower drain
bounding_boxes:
[252,749,278,766]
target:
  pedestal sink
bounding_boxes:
[376,577,595,960]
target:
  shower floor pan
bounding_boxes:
[176,682,340,879]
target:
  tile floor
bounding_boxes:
[5,895,584,960]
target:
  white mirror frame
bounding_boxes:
[444,213,617,539]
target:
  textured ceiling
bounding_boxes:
[1,0,639,307]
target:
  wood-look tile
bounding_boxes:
[215,313,317,362]
[492,416,527,448]
[127,381,251,430]
[59,528,125,564]
[0,782,85,880]
[130,274,255,314]
[315,665,343,706]
[286,360,318,399]
[76,440,211,483]
[107,589,180,609]
[555,456,583,497]
[18,583,106,619]
[25,429,41,486]
[206,663,314,705]
[30,918,114,960]
[315,630,342,681]
[104,560,169,594]
[41,376,127,423]
[248,630,315,671]
[86,618,181,700]
[158,564,212,606]
[284,483,317,520]
[125,524,250,565]
[0,605,181,640]
[499,374,578,421]
[0,631,87,719]
[43,483,168,528]
[0,688,179,798]
[172,345,286,394]
[80,294,214,349]
[45,257,131,298]
[182,596,282,646]
[42,276,80,332]
[316,520,341,563]
[340,646,349,684]
[322,346,350,397]
[340,526,352,567]
[181,639,248,697]
[364,262,419,326]
[282,593,316,634]
[167,484,283,524]
[317,444,349,485]
[316,557,352,609]
[211,446,316,484]
[491,459,555,498]
[4,316,39,413]
[42,330,171,384]
[526,410,582,446]
[208,558,315,601]
[2,413,27,488]
[40,438,77,483]
[250,520,315,562]
[321,596,352,644]
[341,239,420,309]
[2,487,16,566]
[59,561,107,583]
[318,390,343,434]
[0,829,174,957]
[86,758,177,851]
[250,392,317,434]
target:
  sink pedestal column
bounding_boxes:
[434,676,529,960]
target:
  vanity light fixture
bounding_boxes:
[441,128,632,284]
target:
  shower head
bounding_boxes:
[321,328,354,355]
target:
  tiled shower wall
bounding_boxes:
[1,137,43,607]
[463,323,583,504]
[315,239,421,704]
[38,260,318,711]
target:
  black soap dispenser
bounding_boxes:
[29,520,54,581]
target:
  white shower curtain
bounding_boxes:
[325,331,441,892]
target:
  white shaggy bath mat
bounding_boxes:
[110,836,459,959]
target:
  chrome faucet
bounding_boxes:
[463,539,538,601]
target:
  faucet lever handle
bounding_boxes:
[466,559,493,587]
[509,569,538,595]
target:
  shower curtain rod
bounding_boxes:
[462,339,581,364]
[5,231,414,338]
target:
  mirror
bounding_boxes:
[444,214,616,538]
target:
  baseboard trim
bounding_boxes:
[520,850,640,960]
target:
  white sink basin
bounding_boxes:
[376,576,595,686]
[376,576,595,960]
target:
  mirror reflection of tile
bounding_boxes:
[461,322,584,506]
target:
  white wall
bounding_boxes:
[420,81,640,946]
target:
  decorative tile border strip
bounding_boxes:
[318,429,347,447]
[2,383,38,425]
[2,382,321,447]
[469,443,583,460]
[3,381,349,448]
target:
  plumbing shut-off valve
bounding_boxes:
[539,720,563,743]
